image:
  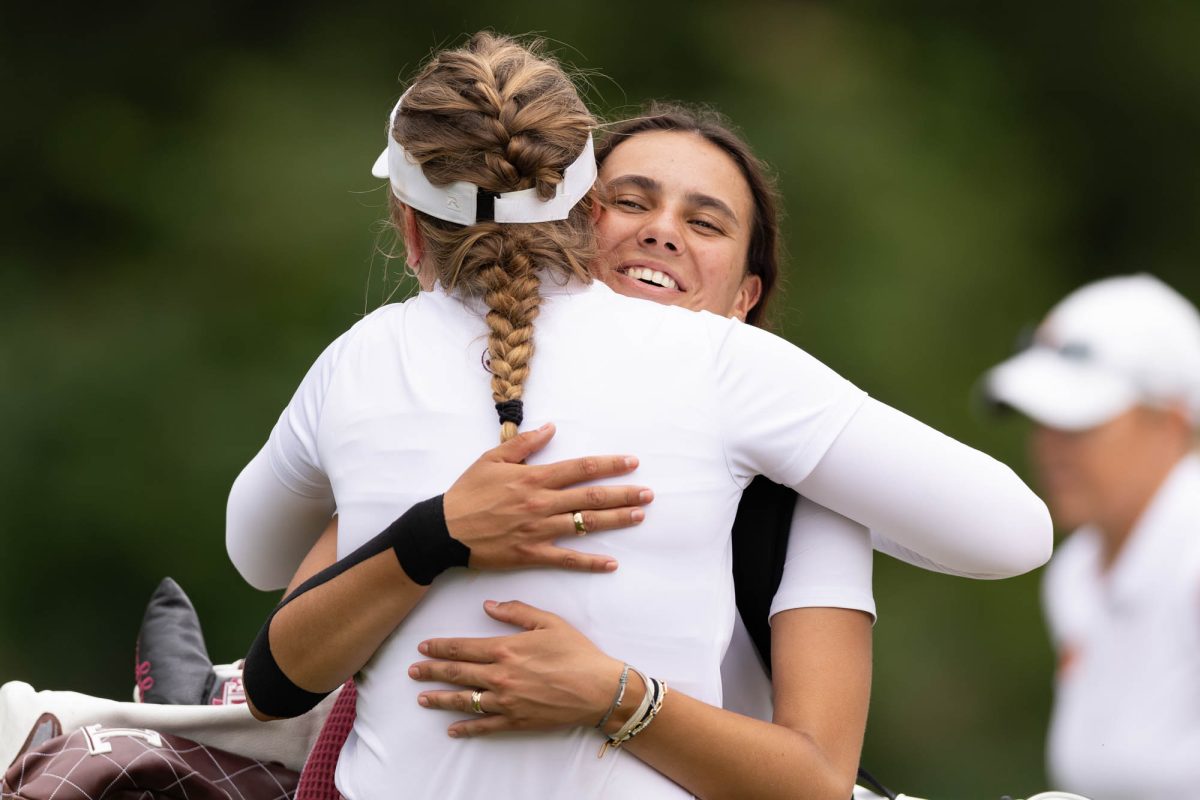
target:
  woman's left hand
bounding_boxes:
[408,600,625,737]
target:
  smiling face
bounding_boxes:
[594,130,762,320]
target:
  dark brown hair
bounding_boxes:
[596,102,782,328]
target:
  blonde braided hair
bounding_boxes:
[389,32,596,442]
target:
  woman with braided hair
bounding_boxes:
[231,32,1050,799]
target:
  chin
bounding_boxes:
[1045,496,1090,533]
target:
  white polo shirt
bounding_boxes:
[1043,453,1200,800]
[265,277,867,799]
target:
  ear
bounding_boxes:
[402,204,424,269]
[729,273,763,322]
[590,191,605,224]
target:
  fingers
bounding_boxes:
[522,544,618,573]
[536,454,640,490]
[544,485,654,517]
[416,636,502,663]
[448,714,516,738]
[483,599,558,631]
[552,506,647,539]
[417,688,495,715]
[417,690,524,738]
[408,660,490,687]
[487,422,555,464]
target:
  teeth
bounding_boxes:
[623,266,678,290]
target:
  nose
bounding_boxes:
[638,212,685,255]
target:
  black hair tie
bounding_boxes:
[495,399,524,426]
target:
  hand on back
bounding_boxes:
[442,423,653,574]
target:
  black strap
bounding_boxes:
[856,766,897,799]
[476,189,500,223]
[730,476,798,672]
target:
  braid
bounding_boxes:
[481,239,541,442]
[388,32,597,442]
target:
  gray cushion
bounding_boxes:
[135,578,214,705]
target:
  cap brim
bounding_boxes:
[370,148,389,180]
[985,348,1138,431]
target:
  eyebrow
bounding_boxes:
[606,174,741,226]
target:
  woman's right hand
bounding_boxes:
[443,423,652,574]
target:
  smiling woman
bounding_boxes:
[594,103,780,327]
[600,133,759,315]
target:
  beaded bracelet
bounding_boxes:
[620,678,668,744]
[595,664,630,731]
[597,668,668,758]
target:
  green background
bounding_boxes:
[3,2,1199,797]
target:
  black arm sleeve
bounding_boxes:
[243,495,469,718]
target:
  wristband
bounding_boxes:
[389,495,470,585]
[595,663,630,731]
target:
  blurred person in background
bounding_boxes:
[984,274,1200,800]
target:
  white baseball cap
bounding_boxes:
[984,274,1200,431]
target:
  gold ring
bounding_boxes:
[572,511,588,536]
[470,689,484,714]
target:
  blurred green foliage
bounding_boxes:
[2,2,1199,796]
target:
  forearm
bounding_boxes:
[246,497,465,718]
[624,609,869,799]
[621,693,856,800]
[800,399,1053,579]
[266,550,429,695]
[416,603,870,799]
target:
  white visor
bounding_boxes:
[985,346,1141,431]
[370,89,596,226]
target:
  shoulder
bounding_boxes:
[331,294,440,351]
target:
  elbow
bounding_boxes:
[246,697,281,722]
[226,495,289,592]
[761,730,861,800]
[815,770,858,800]
[996,475,1054,578]
[973,473,1055,580]
[242,615,331,720]
[226,533,280,593]
[1020,494,1055,573]
[789,764,857,800]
